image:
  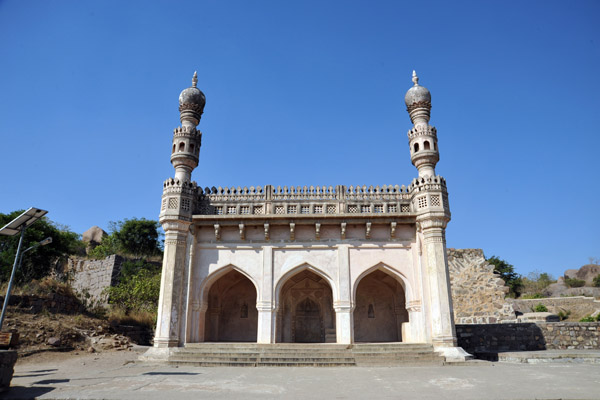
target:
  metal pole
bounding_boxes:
[0,226,26,331]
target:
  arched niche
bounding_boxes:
[353,268,408,342]
[204,269,258,342]
[276,268,335,343]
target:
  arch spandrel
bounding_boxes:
[198,264,260,306]
[274,263,338,306]
[351,262,415,305]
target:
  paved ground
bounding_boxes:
[6,348,600,400]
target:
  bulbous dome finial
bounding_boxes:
[179,71,206,124]
[404,70,431,108]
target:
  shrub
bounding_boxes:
[522,293,544,299]
[106,265,161,314]
[564,277,585,288]
[557,310,571,321]
[593,274,600,288]
[580,316,595,322]
[533,303,548,312]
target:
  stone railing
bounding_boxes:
[194,184,424,216]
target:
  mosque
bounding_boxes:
[144,71,471,362]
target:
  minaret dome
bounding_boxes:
[404,70,431,126]
[179,71,206,127]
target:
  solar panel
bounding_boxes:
[0,208,48,236]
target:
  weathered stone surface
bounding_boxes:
[66,255,123,306]
[508,296,600,320]
[0,350,17,392]
[565,264,600,286]
[47,337,61,347]
[82,226,107,246]
[456,322,600,354]
[447,249,515,324]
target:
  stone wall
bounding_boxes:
[456,322,600,355]
[0,350,17,392]
[508,296,600,319]
[66,255,123,306]
[0,293,85,314]
[448,249,515,323]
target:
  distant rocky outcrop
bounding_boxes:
[564,264,600,286]
[543,264,600,298]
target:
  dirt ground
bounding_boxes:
[3,307,136,361]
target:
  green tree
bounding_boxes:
[487,255,523,298]
[0,210,84,283]
[89,218,162,259]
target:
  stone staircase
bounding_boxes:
[166,343,444,367]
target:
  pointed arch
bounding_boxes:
[353,263,410,342]
[275,263,337,343]
[199,264,259,306]
[274,263,337,305]
[201,264,259,342]
[352,262,413,303]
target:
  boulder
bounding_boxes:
[82,226,107,246]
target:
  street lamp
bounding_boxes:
[0,208,49,331]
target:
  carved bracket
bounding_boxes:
[239,223,245,240]
[214,224,221,241]
[264,223,270,241]
[289,222,295,241]
[365,222,372,239]
[406,300,422,312]
[315,222,321,240]
[340,222,347,240]
[390,221,397,239]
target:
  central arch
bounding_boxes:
[276,268,335,343]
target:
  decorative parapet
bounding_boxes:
[162,178,198,196]
[407,125,437,139]
[193,179,447,217]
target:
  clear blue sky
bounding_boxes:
[1,0,598,278]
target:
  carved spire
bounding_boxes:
[405,72,438,178]
[192,71,198,88]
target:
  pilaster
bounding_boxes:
[154,220,192,347]
[418,216,457,348]
[335,244,353,344]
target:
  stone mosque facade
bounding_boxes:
[145,71,470,361]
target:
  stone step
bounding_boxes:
[177,348,351,355]
[172,353,355,362]
[167,343,444,367]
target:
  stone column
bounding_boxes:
[419,217,457,348]
[335,244,353,344]
[256,245,274,343]
[154,221,191,348]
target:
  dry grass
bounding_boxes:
[0,276,76,298]
[107,307,156,329]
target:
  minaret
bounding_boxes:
[172,71,204,182]
[405,72,471,360]
[405,71,439,178]
[154,73,205,349]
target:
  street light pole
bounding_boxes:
[0,207,50,332]
[0,227,26,331]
